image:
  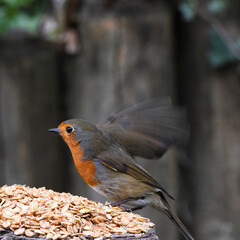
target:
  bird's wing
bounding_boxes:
[96,148,174,199]
[97,98,189,159]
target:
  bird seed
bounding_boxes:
[0,185,154,239]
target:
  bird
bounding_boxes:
[49,98,194,240]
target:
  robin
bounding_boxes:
[49,98,194,240]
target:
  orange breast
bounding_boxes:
[70,144,99,187]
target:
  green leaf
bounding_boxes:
[1,0,35,9]
[207,0,227,14]
[0,6,14,34]
[208,30,236,67]
[0,0,45,35]
[8,12,41,33]
[178,1,196,21]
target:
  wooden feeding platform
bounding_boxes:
[0,185,158,240]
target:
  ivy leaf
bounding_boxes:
[178,1,196,21]
[207,0,227,14]
[0,7,8,34]
[8,12,41,34]
[1,0,35,9]
[208,30,237,67]
[0,0,46,35]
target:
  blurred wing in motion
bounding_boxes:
[97,98,189,159]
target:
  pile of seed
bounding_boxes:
[0,185,154,239]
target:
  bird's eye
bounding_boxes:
[66,126,73,134]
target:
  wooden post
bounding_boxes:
[177,1,240,239]
[0,33,68,191]
[64,1,178,239]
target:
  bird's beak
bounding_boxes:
[48,128,60,133]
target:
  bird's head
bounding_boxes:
[49,119,108,158]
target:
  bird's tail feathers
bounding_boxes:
[166,208,195,240]
[154,193,195,240]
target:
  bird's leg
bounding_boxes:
[111,197,137,207]
[111,197,146,212]
[125,205,145,212]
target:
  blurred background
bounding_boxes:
[0,0,240,239]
